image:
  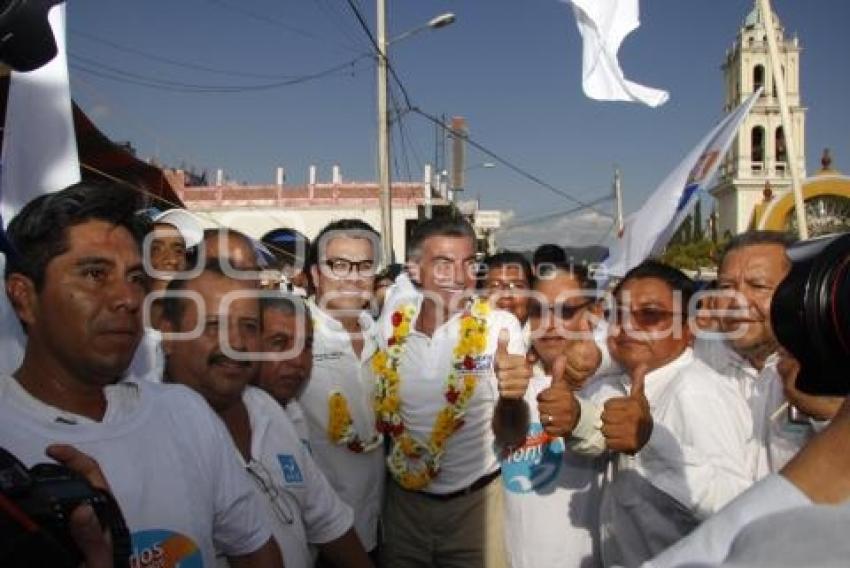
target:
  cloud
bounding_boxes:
[495,209,614,251]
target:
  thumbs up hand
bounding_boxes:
[600,364,653,454]
[537,355,582,437]
[494,328,535,400]
[560,337,602,390]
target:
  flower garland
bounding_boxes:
[327,391,383,453]
[372,299,490,490]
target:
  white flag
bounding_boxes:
[0,4,79,376]
[567,0,669,107]
[605,89,762,277]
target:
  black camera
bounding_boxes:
[0,447,131,568]
[771,232,850,396]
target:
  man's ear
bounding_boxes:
[406,261,420,284]
[5,274,38,328]
[310,264,320,290]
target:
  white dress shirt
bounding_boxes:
[645,474,813,568]
[374,274,526,494]
[573,349,754,567]
[693,338,816,479]
[224,387,354,568]
[297,301,385,550]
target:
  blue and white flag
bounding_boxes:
[567,0,669,107]
[0,4,79,375]
[605,89,762,277]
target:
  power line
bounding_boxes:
[71,28,308,80]
[342,0,414,111]
[313,0,372,53]
[70,52,372,93]
[205,0,358,53]
[411,109,612,217]
[501,195,614,228]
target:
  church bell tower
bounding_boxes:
[710,1,806,236]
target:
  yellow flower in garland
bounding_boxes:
[374,298,490,489]
[327,392,349,442]
[327,390,382,453]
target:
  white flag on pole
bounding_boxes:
[605,89,762,277]
[567,0,669,107]
[0,4,80,375]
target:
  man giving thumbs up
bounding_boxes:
[584,261,753,568]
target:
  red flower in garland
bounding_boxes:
[463,356,475,370]
[391,311,403,327]
[445,389,459,404]
[348,440,364,453]
[388,337,397,347]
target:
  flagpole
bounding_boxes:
[757,0,808,239]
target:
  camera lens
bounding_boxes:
[772,232,850,395]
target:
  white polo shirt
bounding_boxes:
[693,338,818,479]
[297,301,385,551]
[575,349,754,567]
[0,377,272,567]
[375,275,526,494]
[226,387,354,568]
[499,368,606,568]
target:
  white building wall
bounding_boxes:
[187,204,420,264]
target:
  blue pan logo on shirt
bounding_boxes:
[277,454,303,484]
[500,422,565,493]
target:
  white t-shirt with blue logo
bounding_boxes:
[500,371,606,568]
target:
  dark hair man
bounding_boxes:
[0,182,281,567]
[160,266,371,568]
[699,230,844,479]
[376,215,525,568]
[299,219,386,557]
[571,260,753,566]
[482,251,533,326]
[256,294,314,442]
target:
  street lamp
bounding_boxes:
[465,162,496,172]
[377,4,455,265]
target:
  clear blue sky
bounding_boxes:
[68,1,850,247]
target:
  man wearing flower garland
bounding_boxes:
[299,219,385,560]
[375,216,525,568]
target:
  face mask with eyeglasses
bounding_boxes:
[245,459,296,525]
[323,258,375,278]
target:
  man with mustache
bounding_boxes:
[296,219,385,561]
[0,182,281,567]
[161,265,371,568]
[699,231,843,478]
[375,216,525,568]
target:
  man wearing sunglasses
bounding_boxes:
[160,266,371,568]
[571,260,753,567]
[494,262,608,567]
[300,219,386,560]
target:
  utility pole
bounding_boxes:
[377,0,394,263]
[613,166,624,236]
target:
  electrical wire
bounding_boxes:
[70,28,306,80]
[70,52,373,93]
[411,109,613,218]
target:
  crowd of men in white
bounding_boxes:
[0,181,847,568]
